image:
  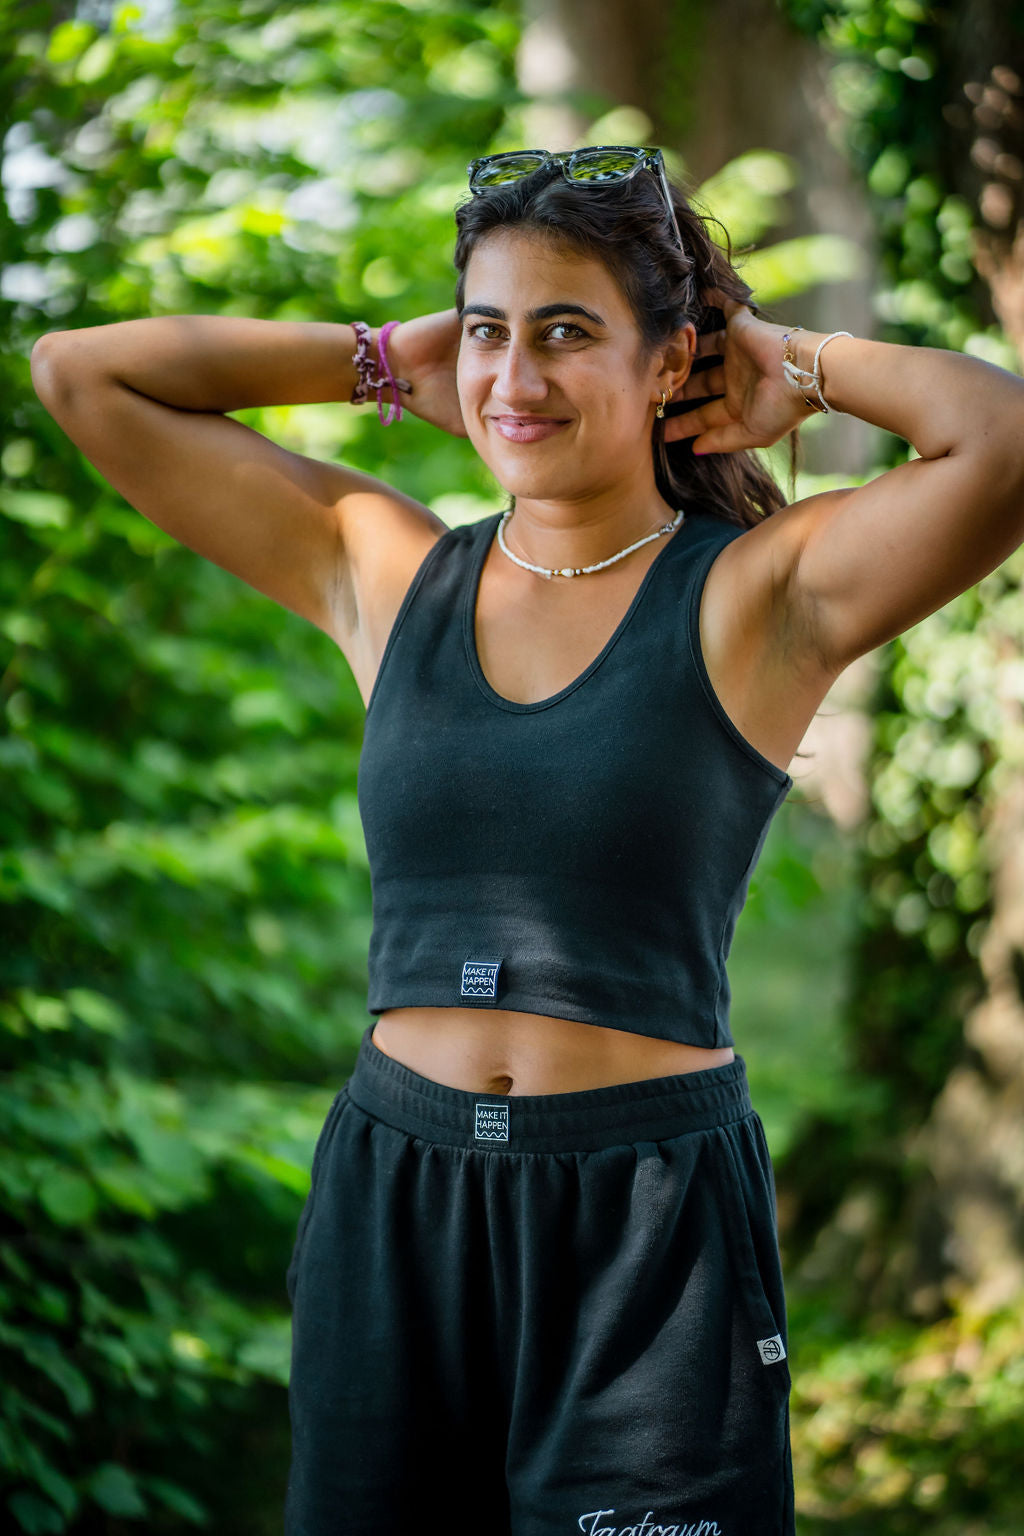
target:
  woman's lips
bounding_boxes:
[490,416,569,443]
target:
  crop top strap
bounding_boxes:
[363,523,466,718]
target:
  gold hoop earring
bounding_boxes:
[655,386,673,419]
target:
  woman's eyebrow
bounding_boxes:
[460,302,607,327]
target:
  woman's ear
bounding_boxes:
[657,322,697,398]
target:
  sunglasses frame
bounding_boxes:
[466,145,685,252]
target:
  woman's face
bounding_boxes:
[457,229,683,507]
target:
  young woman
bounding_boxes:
[31,146,1024,1536]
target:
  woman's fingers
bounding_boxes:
[693,330,724,365]
[663,394,733,443]
[682,361,724,397]
[663,413,702,443]
[694,324,724,356]
[691,420,762,455]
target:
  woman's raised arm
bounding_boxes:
[671,300,1024,674]
[29,310,464,666]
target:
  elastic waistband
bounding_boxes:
[346,1025,754,1153]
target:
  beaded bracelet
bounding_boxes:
[349,320,412,424]
[782,327,854,414]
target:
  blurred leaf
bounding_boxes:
[738,234,865,303]
[0,491,72,529]
[144,1475,207,1524]
[36,1170,97,1227]
[7,1491,65,1535]
[0,1326,92,1415]
[86,1462,147,1518]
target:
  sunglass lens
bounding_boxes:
[471,153,548,187]
[566,148,644,182]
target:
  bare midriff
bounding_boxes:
[371,1006,734,1096]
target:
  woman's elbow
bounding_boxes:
[30,330,84,411]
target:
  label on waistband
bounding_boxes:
[461,959,501,998]
[474,1102,509,1141]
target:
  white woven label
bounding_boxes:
[474,1102,509,1141]
[756,1333,787,1365]
[461,960,500,998]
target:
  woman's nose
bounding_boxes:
[492,340,549,405]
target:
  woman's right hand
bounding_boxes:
[378,309,466,437]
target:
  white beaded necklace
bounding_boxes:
[496,507,685,580]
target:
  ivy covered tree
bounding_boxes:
[776,0,1024,1292]
[774,2,1024,1528]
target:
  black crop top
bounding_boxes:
[356,509,792,1049]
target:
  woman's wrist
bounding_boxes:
[350,321,411,422]
[743,302,1022,459]
[785,327,857,415]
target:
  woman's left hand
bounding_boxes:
[665,292,816,454]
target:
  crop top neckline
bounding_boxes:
[463,509,691,715]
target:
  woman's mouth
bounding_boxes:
[490,416,569,443]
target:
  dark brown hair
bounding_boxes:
[453,160,794,528]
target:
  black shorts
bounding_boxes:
[285,1026,795,1536]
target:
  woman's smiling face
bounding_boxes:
[456,229,670,506]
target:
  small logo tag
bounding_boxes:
[756,1333,787,1365]
[461,959,501,998]
[475,1102,509,1142]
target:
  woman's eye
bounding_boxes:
[465,321,589,342]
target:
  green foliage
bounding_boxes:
[783,0,1012,358]
[2,1,520,1529]
[842,550,1024,1118]
[694,148,866,304]
[790,1292,1024,1533]
[727,795,872,1160]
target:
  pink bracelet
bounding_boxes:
[376,321,404,425]
[349,320,412,425]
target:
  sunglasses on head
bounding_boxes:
[466,145,685,253]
